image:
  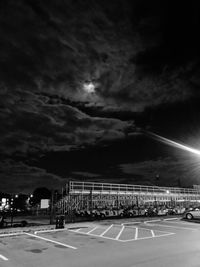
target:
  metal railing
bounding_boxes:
[69,181,200,196]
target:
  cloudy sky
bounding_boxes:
[1,0,200,193]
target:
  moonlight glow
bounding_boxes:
[83,82,95,93]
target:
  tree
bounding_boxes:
[12,194,27,211]
[31,187,51,206]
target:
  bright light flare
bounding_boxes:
[147,132,200,156]
[83,82,95,93]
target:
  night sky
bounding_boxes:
[1,0,200,193]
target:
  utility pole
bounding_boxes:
[136,195,139,214]
[61,187,63,199]
[50,190,54,225]
[116,192,120,216]
[154,196,157,209]
[61,187,64,215]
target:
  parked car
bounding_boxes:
[123,208,137,217]
[174,207,186,214]
[75,209,91,217]
[156,208,168,216]
[114,208,124,217]
[166,208,176,215]
[99,209,113,218]
[145,207,157,216]
[99,208,124,218]
[183,207,200,220]
[136,208,147,216]
[90,209,101,218]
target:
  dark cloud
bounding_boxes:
[0,160,64,193]
[120,156,200,187]
[1,0,200,112]
[0,87,133,156]
[1,0,200,192]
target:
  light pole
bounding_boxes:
[10,197,14,227]
[10,194,18,227]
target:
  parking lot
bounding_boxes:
[1,218,200,267]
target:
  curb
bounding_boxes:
[181,218,200,224]
[0,225,55,236]
[0,222,93,236]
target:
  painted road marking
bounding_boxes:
[25,233,77,249]
[123,225,175,239]
[121,218,179,226]
[35,225,91,235]
[151,230,155,237]
[70,224,174,243]
[34,228,68,234]
[0,232,24,237]
[86,226,98,234]
[100,224,113,237]
[134,227,138,240]
[115,225,125,240]
[146,223,199,231]
[71,228,81,233]
[165,220,200,226]
[0,254,8,261]
[144,219,161,224]
[69,229,121,241]
[119,232,175,242]
[163,217,179,221]
[122,221,141,225]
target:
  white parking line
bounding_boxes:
[165,220,200,226]
[134,227,138,240]
[86,226,98,234]
[115,225,125,240]
[119,232,175,242]
[122,221,141,225]
[25,233,77,249]
[124,224,174,232]
[100,224,113,237]
[0,254,8,261]
[0,232,24,237]
[71,228,81,233]
[35,226,92,235]
[146,223,199,231]
[163,217,179,221]
[69,229,120,241]
[69,224,174,242]
[34,228,68,234]
[151,230,155,237]
[144,219,161,224]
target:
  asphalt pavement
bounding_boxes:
[1,218,200,267]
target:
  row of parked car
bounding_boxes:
[74,206,186,219]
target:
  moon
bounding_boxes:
[83,82,95,93]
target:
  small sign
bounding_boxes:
[40,199,50,209]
